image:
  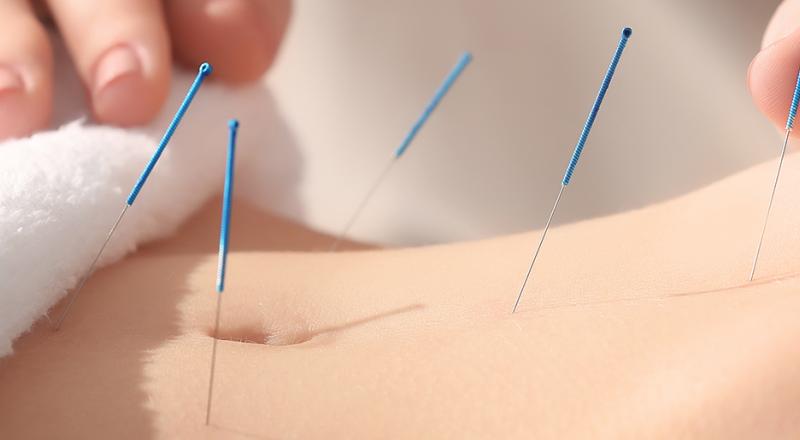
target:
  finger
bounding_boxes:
[748,0,800,135]
[46,0,170,126]
[166,0,291,83]
[0,0,52,140]
[30,0,52,24]
[762,0,800,48]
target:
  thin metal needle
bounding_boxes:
[206,119,239,426]
[749,129,792,281]
[52,63,213,330]
[328,51,472,251]
[205,292,223,426]
[52,204,128,330]
[511,27,632,313]
[512,185,564,313]
[748,67,800,280]
[329,156,397,251]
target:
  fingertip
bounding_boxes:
[167,0,291,83]
[90,43,169,126]
[747,27,800,135]
[47,0,172,127]
[761,0,800,50]
[0,66,51,141]
[0,6,53,141]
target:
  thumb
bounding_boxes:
[749,0,800,134]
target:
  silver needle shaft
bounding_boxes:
[205,119,239,425]
[749,67,800,279]
[329,52,472,251]
[205,292,223,425]
[329,156,397,251]
[52,63,213,330]
[512,185,564,313]
[510,27,632,313]
[52,204,129,330]
[749,129,792,281]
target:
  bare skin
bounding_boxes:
[3,154,800,438]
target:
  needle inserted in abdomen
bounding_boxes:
[328,51,473,251]
[512,27,633,313]
[749,68,800,281]
[206,119,239,425]
[52,63,213,330]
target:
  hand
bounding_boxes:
[749,0,800,133]
[0,0,290,140]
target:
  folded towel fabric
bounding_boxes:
[0,67,301,357]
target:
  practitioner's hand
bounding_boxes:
[749,0,800,133]
[0,0,290,140]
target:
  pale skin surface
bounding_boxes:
[3,154,800,438]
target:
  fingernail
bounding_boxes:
[205,0,248,19]
[94,45,142,92]
[0,65,41,140]
[746,50,763,92]
[92,44,149,125]
[0,65,24,94]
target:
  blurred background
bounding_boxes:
[265,0,780,245]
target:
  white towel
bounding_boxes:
[0,62,302,357]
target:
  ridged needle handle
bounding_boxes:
[127,62,213,205]
[394,51,472,158]
[562,28,632,186]
[216,119,238,292]
[786,69,800,130]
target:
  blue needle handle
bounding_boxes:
[216,119,238,292]
[786,69,800,130]
[562,28,632,186]
[394,51,472,158]
[126,62,213,205]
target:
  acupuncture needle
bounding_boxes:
[328,51,473,251]
[748,69,800,281]
[206,119,239,426]
[512,27,633,313]
[52,62,213,330]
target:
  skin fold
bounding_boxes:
[4,154,800,438]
